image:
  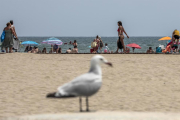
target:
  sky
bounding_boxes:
[0,0,180,37]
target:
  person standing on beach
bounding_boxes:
[10,20,17,37]
[171,29,179,48]
[2,22,18,53]
[96,35,100,53]
[116,21,129,53]
[10,20,19,52]
[99,37,104,53]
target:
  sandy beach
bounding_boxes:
[1,53,180,119]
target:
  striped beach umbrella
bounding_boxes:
[41,37,63,45]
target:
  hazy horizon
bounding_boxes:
[17,35,171,37]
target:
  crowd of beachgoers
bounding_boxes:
[1,20,180,54]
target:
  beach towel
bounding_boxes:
[13,39,20,50]
[117,37,123,49]
[167,41,172,47]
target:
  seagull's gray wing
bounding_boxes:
[57,73,102,96]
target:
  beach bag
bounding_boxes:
[1,31,5,42]
[91,42,97,48]
[156,47,162,53]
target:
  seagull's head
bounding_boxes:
[91,55,112,67]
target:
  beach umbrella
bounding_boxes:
[21,41,38,46]
[126,43,141,52]
[159,36,171,41]
[126,43,141,49]
[41,37,63,45]
[41,37,63,53]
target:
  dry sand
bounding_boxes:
[6,112,180,120]
[1,53,180,119]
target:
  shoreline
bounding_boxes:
[0,52,178,54]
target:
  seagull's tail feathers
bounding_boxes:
[46,92,76,99]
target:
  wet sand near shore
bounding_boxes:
[1,53,180,118]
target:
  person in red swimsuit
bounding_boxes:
[116,21,129,53]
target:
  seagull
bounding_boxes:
[46,55,112,112]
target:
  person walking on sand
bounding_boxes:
[2,22,18,53]
[116,21,129,53]
[10,20,19,52]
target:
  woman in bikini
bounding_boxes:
[116,21,129,53]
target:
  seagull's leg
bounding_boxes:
[86,97,89,112]
[79,97,82,112]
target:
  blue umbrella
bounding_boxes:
[21,41,38,46]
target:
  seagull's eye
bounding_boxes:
[100,58,103,61]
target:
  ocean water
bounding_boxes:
[16,37,169,53]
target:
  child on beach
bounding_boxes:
[104,43,110,53]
